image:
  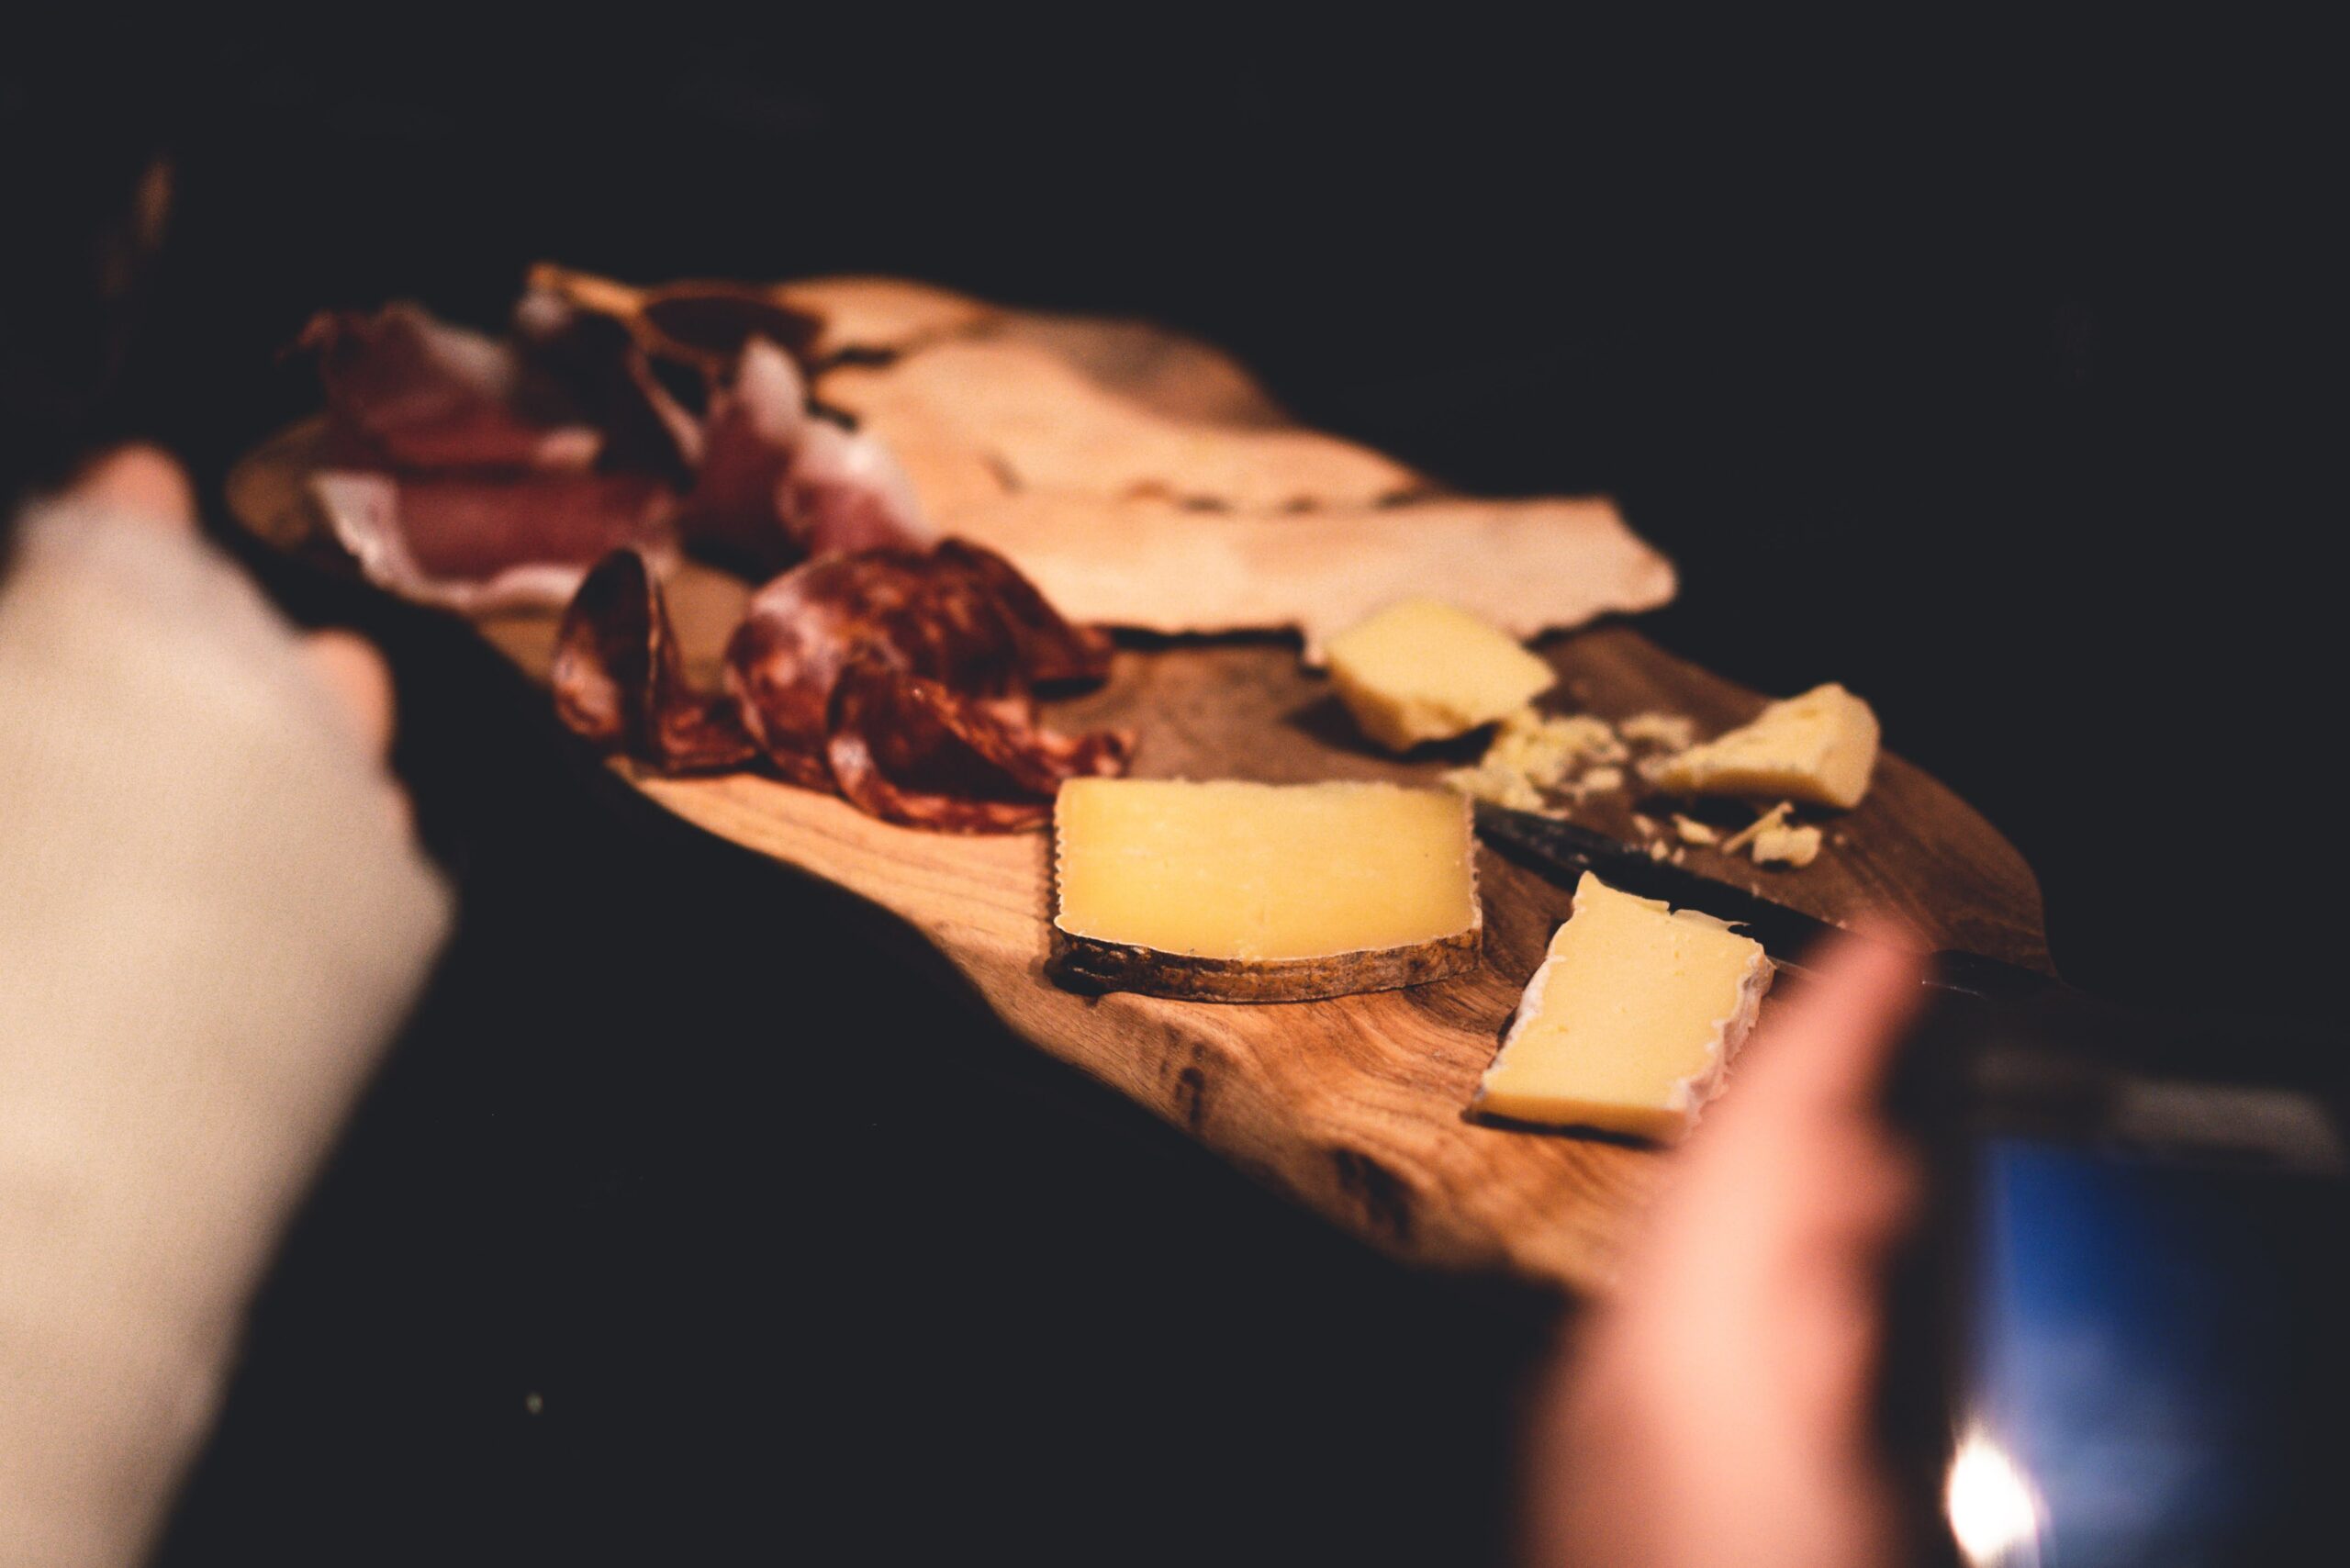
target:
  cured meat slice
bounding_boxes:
[511,288,705,481]
[294,288,934,613]
[679,339,933,572]
[922,537,1113,685]
[553,541,1126,831]
[826,653,1128,833]
[552,549,755,771]
[297,303,602,471]
[719,542,1110,777]
[308,469,677,614]
[781,418,932,555]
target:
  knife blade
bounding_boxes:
[1470,801,2073,1006]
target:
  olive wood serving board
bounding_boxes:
[227,293,2049,1295]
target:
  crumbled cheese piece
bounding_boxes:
[1440,762,1549,812]
[1440,708,1631,812]
[1630,812,1661,835]
[1720,801,1795,856]
[1649,839,1671,861]
[1485,709,1626,783]
[1648,684,1879,809]
[1751,823,1824,868]
[1672,814,1718,846]
[1617,711,1697,750]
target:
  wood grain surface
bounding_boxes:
[227,285,2050,1295]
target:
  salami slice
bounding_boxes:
[551,549,755,772]
[826,653,1129,834]
[554,541,1128,830]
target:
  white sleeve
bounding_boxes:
[0,504,454,1568]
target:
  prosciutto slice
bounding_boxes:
[679,338,932,573]
[295,289,931,611]
[510,287,705,481]
[297,303,603,471]
[554,541,1128,831]
[308,469,677,615]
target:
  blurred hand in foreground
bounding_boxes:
[1531,929,1927,1568]
[67,442,404,785]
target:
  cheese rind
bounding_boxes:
[1050,778,1482,1002]
[1649,683,1881,809]
[1474,873,1772,1141]
[1324,599,1556,752]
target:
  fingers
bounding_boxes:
[303,631,415,836]
[57,442,415,834]
[64,443,198,530]
[1534,924,1930,1568]
[302,630,397,760]
[1718,924,1927,1132]
[65,443,396,764]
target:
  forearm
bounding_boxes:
[1,506,452,1568]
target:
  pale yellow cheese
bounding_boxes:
[1671,813,1718,846]
[1489,711,1625,776]
[1324,599,1555,752]
[1474,873,1772,1142]
[1720,801,1795,855]
[1439,709,1624,812]
[1051,778,1481,1001]
[1618,711,1696,750]
[1751,823,1823,868]
[1649,683,1881,809]
[1439,761,1549,812]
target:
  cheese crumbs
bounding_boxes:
[1751,823,1824,868]
[1441,708,1686,815]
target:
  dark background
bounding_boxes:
[10,13,2342,1564]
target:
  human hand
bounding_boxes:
[69,442,403,781]
[1529,928,1928,1568]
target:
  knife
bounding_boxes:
[1471,801,2075,1007]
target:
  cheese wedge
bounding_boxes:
[1050,778,1482,1002]
[1649,683,1880,810]
[1324,599,1557,752]
[1475,872,1772,1141]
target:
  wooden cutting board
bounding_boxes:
[228,296,2050,1296]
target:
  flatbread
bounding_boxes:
[935,492,1677,660]
[819,339,1422,510]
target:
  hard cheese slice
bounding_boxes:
[1324,599,1557,752]
[1050,778,1482,1002]
[1649,682,1880,810]
[1475,872,1773,1141]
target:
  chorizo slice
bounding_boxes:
[826,652,1131,834]
[552,548,755,772]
